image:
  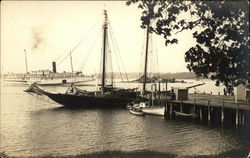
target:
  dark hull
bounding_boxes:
[46,93,133,108]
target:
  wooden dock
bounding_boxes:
[163,93,250,127]
[174,93,250,110]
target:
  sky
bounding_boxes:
[1,1,197,74]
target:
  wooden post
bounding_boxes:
[180,100,183,113]
[208,100,211,123]
[166,81,168,92]
[151,86,154,107]
[164,99,168,117]
[239,111,241,125]
[158,81,161,106]
[236,103,239,126]
[191,105,195,114]
[165,82,168,103]
[192,98,196,114]
[199,107,203,121]
[170,102,173,119]
[242,113,245,125]
[221,100,224,124]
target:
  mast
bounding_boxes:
[70,51,74,72]
[24,49,28,73]
[101,10,108,92]
[142,24,150,96]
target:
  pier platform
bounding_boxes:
[164,93,250,127]
[173,93,250,110]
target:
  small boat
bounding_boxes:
[174,111,197,118]
[130,101,165,116]
[129,107,144,116]
[142,106,165,116]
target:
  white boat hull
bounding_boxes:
[142,107,165,116]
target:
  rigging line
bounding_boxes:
[109,23,129,82]
[194,87,202,94]
[57,22,99,67]
[154,34,160,78]
[139,28,146,73]
[152,34,158,78]
[67,21,100,59]
[108,49,114,87]
[97,42,104,89]
[138,29,146,88]
[107,44,113,86]
[108,23,125,81]
[149,33,152,77]
[149,33,154,78]
[78,28,103,72]
[54,47,72,63]
[108,27,124,82]
[27,92,57,105]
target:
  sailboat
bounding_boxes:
[25,10,137,108]
[130,21,165,116]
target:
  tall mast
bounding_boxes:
[70,51,74,72]
[24,49,28,73]
[142,24,150,96]
[101,10,108,92]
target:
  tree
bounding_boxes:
[126,0,249,88]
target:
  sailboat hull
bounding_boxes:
[46,93,133,108]
[142,107,165,116]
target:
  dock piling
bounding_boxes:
[199,107,203,121]
[192,99,196,114]
[208,100,211,123]
[242,113,245,125]
[170,103,173,119]
[221,100,224,124]
[180,100,183,113]
[236,103,239,126]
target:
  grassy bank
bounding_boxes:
[1,149,249,158]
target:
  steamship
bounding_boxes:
[1,62,95,85]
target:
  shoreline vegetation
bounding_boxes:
[1,149,249,158]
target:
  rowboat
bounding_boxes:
[174,111,197,118]
[129,107,144,116]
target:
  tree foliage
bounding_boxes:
[126,0,249,88]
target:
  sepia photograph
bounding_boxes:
[1,1,250,158]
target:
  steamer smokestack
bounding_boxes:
[52,62,57,73]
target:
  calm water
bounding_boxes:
[1,81,250,157]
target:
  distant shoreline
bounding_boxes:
[1,72,196,80]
